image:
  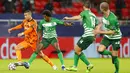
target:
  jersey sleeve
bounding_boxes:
[38,20,43,31]
[55,18,64,25]
[80,11,84,18]
[11,21,24,30]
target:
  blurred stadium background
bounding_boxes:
[0,0,130,73]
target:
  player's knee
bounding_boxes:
[97,47,105,54]
[98,45,106,52]
[74,45,82,55]
[75,51,81,55]
[38,51,44,57]
[97,48,104,54]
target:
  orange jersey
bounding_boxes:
[11,19,38,49]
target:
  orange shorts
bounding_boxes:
[18,41,36,51]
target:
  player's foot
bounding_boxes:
[52,65,57,70]
[66,66,77,72]
[114,71,119,73]
[61,65,66,70]
[86,64,94,73]
[14,62,23,66]
[23,62,30,69]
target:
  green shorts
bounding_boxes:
[77,36,95,50]
[101,37,120,51]
[40,37,58,48]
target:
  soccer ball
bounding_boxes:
[8,63,16,70]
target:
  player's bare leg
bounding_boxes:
[22,43,44,69]
[98,44,112,56]
[13,45,25,66]
[66,45,93,72]
[14,44,24,62]
[38,51,57,70]
[52,42,65,70]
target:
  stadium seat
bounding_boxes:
[41,1,46,7]
[54,8,61,14]
[91,8,98,16]
[0,2,4,13]
[109,2,116,10]
[72,2,83,8]
[34,0,46,14]
[111,0,116,3]
[125,0,130,3]
[79,8,83,14]
[16,1,23,13]
[71,8,79,16]
[65,8,73,15]
[53,2,61,8]
[78,2,83,8]
[60,8,66,14]
[126,3,130,9]
[43,0,49,2]
[121,8,129,19]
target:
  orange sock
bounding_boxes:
[16,50,22,62]
[42,55,54,67]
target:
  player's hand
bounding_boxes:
[63,17,70,20]
[18,32,24,37]
[108,30,115,35]
[8,28,12,33]
[64,22,72,26]
[93,29,100,35]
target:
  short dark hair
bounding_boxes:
[42,10,52,17]
[24,10,32,15]
[83,1,91,8]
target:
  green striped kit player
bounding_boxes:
[64,1,99,73]
[94,2,122,73]
[23,10,71,70]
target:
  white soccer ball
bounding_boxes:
[8,63,16,70]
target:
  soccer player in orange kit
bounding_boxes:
[8,10,57,70]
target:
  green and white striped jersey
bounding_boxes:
[80,10,99,37]
[102,12,122,39]
[38,18,64,38]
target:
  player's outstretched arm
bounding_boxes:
[94,29,115,35]
[63,15,81,20]
[94,24,115,35]
[17,25,34,37]
[8,24,23,33]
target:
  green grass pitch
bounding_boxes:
[0,58,130,73]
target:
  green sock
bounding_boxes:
[28,52,38,65]
[79,52,90,65]
[58,52,64,65]
[113,56,119,73]
[99,50,112,55]
[74,53,79,67]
